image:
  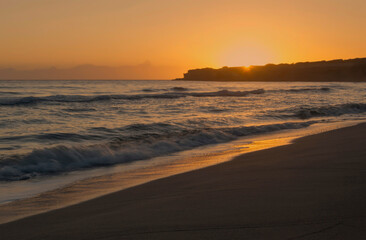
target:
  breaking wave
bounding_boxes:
[171,87,189,91]
[0,121,315,181]
[0,91,21,95]
[142,87,190,92]
[0,89,266,106]
[283,87,330,93]
[293,103,366,119]
[190,89,265,97]
[0,87,335,106]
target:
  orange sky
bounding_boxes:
[1,0,366,78]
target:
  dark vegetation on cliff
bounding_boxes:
[176,58,366,82]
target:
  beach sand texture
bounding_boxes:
[0,123,365,239]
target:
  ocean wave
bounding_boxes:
[142,88,166,92]
[0,94,183,106]
[191,89,265,97]
[0,132,103,143]
[63,107,97,112]
[0,91,21,95]
[294,103,366,119]
[171,87,189,91]
[284,87,330,93]
[141,87,329,95]
[143,87,190,92]
[265,87,331,95]
[0,89,266,106]
[0,121,315,181]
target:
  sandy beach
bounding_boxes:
[0,123,365,239]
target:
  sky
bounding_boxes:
[1,0,366,78]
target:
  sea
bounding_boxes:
[0,80,365,222]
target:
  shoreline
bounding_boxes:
[0,122,365,239]
[0,120,362,225]
[0,122,299,224]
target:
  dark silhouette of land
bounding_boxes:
[176,58,366,82]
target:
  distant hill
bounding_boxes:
[176,58,366,82]
[0,62,183,80]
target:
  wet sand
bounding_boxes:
[0,123,365,239]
